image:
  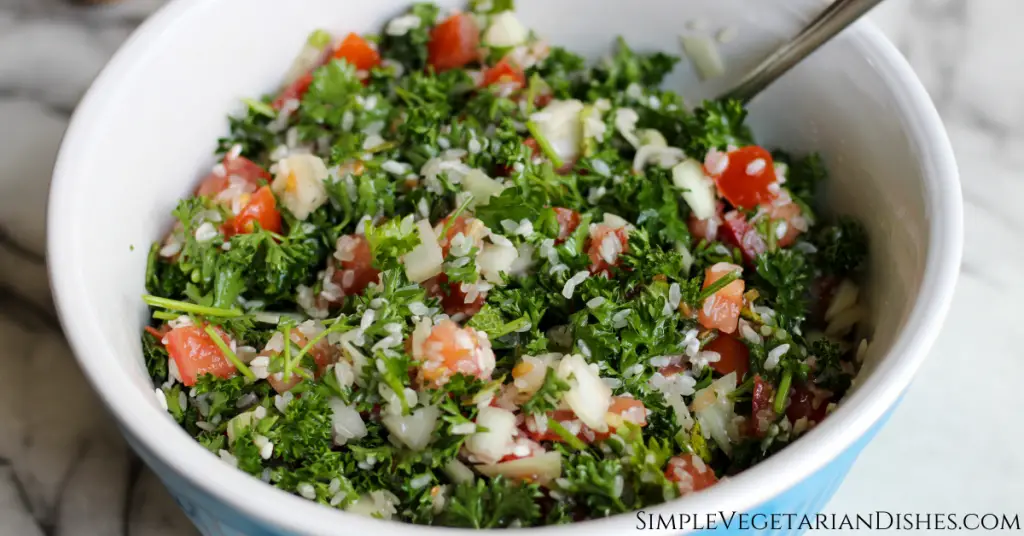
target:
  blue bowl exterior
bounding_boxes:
[124,404,898,536]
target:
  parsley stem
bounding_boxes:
[143,295,244,318]
[774,370,792,415]
[525,120,564,170]
[152,310,178,321]
[525,74,542,115]
[439,194,475,239]
[282,324,293,382]
[242,98,275,119]
[203,325,256,381]
[698,270,740,303]
[547,419,587,451]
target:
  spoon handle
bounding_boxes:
[720,0,887,103]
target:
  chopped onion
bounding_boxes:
[443,459,475,484]
[690,372,737,454]
[329,398,367,446]
[462,169,506,207]
[613,108,640,148]
[346,490,400,520]
[530,100,584,164]
[477,241,519,283]
[512,353,560,396]
[601,213,631,230]
[638,129,668,147]
[226,410,256,445]
[382,405,439,451]
[672,159,717,220]
[403,219,444,283]
[271,154,329,220]
[557,354,612,432]
[681,34,726,80]
[465,406,517,464]
[476,451,562,485]
[483,11,528,48]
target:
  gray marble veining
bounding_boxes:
[0,0,1019,534]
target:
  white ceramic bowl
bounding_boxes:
[48,0,962,534]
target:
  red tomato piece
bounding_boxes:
[769,202,804,247]
[709,146,779,210]
[665,454,719,495]
[697,262,745,333]
[785,382,831,424]
[437,215,472,257]
[659,363,687,377]
[481,58,526,88]
[718,211,767,265]
[750,374,775,438]
[424,273,486,319]
[273,71,314,110]
[331,234,381,300]
[195,155,272,199]
[427,13,480,72]
[333,32,381,71]
[587,224,629,276]
[164,325,236,386]
[225,186,281,237]
[551,207,581,244]
[704,332,750,381]
[411,319,495,387]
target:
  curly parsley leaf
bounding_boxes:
[438,476,542,528]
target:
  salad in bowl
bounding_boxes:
[141,1,870,528]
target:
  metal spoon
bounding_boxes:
[720,0,887,103]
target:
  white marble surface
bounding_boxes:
[0,0,1019,534]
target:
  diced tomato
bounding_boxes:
[497,439,546,463]
[749,374,775,438]
[769,202,804,247]
[785,381,831,424]
[164,325,236,386]
[534,92,554,109]
[225,186,281,237]
[331,234,381,300]
[481,58,525,89]
[427,13,480,72]
[708,146,779,210]
[718,211,767,265]
[411,319,495,387]
[333,32,381,71]
[273,71,315,110]
[195,155,272,199]
[587,224,629,276]
[551,207,581,244]
[436,215,473,257]
[697,262,745,333]
[704,332,750,381]
[665,454,719,495]
[424,273,486,319]
[608,396,648,427]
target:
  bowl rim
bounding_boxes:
[47,1,962,533]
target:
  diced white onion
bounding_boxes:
[476,241,519,284]
[483,11,529,48]
[329,398,368,446]
[403,220,445,283]
[690,372,737,454]
[271,154,329,220]
[672,159,717,220]
[382,405,439,451]
[462,169,506,207]
[465,406,517,464]
[443,459,475,484]
[530,100,584,164]
[476,451,562,485]
[557,354,612,433]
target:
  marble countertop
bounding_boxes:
[0,0,1019,534]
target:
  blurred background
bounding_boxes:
[0,0,1020,534]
